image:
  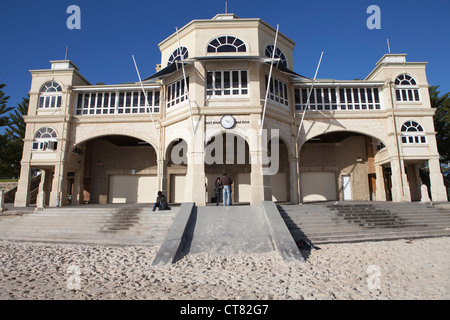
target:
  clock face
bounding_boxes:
[220,115,236,129]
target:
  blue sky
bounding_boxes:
[1,0,449,115]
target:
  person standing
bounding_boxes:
[220,173,232,206]
[214,177,222,206]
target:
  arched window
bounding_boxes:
[38,81,62,109]
[265,45,287,68]
[207,36,246,53]
[32,127,58,150]
[395,74,420,102]
[167,47,189,66]
[401,121,426,144]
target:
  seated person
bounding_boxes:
[152,191,168,211]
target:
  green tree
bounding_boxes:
[0,96,28,178]
[0,83,12,127]
[430,85,450,164]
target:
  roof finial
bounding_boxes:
[387,38,391,54]
[225,1,227,14]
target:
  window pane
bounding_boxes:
[323,88,330,103]
[360,88,366,103]
[330,89,337,103]
[232,71,239,88]
[118,92,124,107]
[241,71,247,88]
[373,88,379,103]
[207,72,213,89]
[133,92,139,106]
[295,89,300,104]
[215,72,222,88]
[346,89,352,103]
[414,89,420,101]
[224,71,230,89]
[353,88,359,103]
[154,91,160,106]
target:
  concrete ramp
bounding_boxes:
[188,205,275,255]
[152,202,304,265]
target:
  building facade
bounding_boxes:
[14,13,448,208]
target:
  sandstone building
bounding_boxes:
[14,13,448,208]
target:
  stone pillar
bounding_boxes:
[36,170,47,210]
[428,158,447,202]
[390,158,411,202]
[14,163,32,207]
[289,158,299,204]
[71,169,84,205]
[0,190,5,213]
[406,163,422,201]
[49,164,67,207]
[158,159,168,196]
[184,117,206,206]
[375,164,387,201]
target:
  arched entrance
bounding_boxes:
[299,131,381,202]
[204,132,251,204]
[165,138,188,203]
[67,135,158,204]
[269,138,290,202]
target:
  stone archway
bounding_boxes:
[299,131,382,203]
[67,134,158,204]
[204,132,251,204]
[165,138,188,203]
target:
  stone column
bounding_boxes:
[36,170,47,210]
[428,158,447,202]
[14,163,32,207]
[49,164,68,207]
[184,117,206,206]
[158,159,168,196]
[375,164,386,201]
[0,190,5,213]
[289,158,299,204]
[390,158,411,202]
[71,169,84,205]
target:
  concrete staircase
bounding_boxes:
[0,204,178,246]
[279,202,450,244]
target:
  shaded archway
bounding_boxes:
[299,131,381,202]
[204,132,251,204]
[165,138,188,203]
[66,134,158,204]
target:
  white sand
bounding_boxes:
[0,237,449,300]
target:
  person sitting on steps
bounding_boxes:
[152,191,168,212]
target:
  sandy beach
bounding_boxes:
[0,237,449,300]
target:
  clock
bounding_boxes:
[220,115,236,129]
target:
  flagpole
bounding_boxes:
[260,24,279,135]
[296,51,324,141]
[176,27,195,137]
[132,55,160,145]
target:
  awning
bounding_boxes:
[144,60,193,81]
[144,56,309,80]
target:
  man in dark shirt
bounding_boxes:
[220,173,232,206]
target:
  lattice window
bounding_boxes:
[32,127,58,151]
[265,45,287,68]
[167,47,189,66]
[395,74,420,102]
[38,81,62,109]
[401,121,426,144]
[207,36,246,53]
